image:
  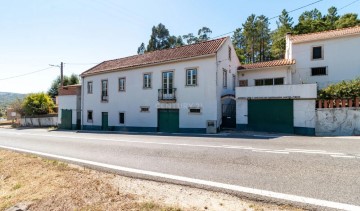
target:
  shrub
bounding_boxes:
[22,93,55,116]
[318,77,360,99]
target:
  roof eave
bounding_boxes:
[238,64,295,72]
[291,32,360,44]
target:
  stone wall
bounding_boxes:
[20,117,58,127]
[316,108,360,136]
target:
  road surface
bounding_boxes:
[0,128,359,210]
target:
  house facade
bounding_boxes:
[78,37,240,133]
[236,26,360,135]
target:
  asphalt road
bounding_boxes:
[0,128,360,210]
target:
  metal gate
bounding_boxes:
[60,109,72,130]
[222,100,236,128]
[158,109,179,133]
[248,100,294,133]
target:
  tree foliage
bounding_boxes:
[318,78,360,99]
[138,23,212,53]
[22,93,55,116]
[48,74,80,98]
[271,9,293,59]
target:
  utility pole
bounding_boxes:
[60,62,64,87]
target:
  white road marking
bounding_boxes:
[0,145,359,211]
[331,155,356,159]
[0,131,354,158]
[323,136,360,140]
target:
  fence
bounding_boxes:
[316,98,360,109]
[20,114,58,127]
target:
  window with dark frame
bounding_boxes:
[119,112,125,124]
[186,68,197,86]
[223,69,227,88]
[87,111,93,122]
[189,108,201,114]
[143,73,152,88]
[101,80,108,102]
[119,78,126,91]
[87,81,93,94]
[311,67,327,76]
[140,107,149,112]
[255,77,284,86]
[228,46,232,61]
[312,46,322,60]
[239,80,248,87]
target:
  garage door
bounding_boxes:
[60,109,72,130]
[248,100,294,133]
[158,109,179,133]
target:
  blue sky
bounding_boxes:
[0,0,358,94]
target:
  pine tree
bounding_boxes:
[256,15,271,62]
[271,9,293,59]
[242,14,258,63]
[335,13,360,29]
[146,23,171,51]
[198,27,212,42]
[137,42,145,55]
[231,28,246,63]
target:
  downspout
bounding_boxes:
[81,76,84,130]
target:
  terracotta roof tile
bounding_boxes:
[238,59,295,70]
[81,37,227,77]
[58,84,81,96]
[290,26,360,43]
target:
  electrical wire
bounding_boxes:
[339,0,360,11]
[212,0,325,39]
[0,67,54,81]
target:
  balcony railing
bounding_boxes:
[158,88,176,102]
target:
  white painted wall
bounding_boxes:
[294,100,316,128]
[21,117,58,127]
[236,84,317,99]
[316,108,360,136]
[216,38,241,127]
[82,56,218,130]
[236,99,248,125]
[289,35,360,89]
[58,95,79,125]
[238,66,293,86]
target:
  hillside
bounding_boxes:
[0,92,26,116]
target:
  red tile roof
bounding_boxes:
[290,26,360,43]
[238,59,295,70]
[58,84,81,96]
[81,37,228,77]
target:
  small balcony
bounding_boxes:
[158,88,177,103]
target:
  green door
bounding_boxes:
[61,109,72,130]
[102,112,109,131]
[158,109,179,133]
[248,100,294,133]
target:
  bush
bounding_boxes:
[318,77,360,99]
[22,93,55,116]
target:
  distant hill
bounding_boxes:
[0,92,26,115]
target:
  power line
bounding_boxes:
[212,0,325,39]
[0,67,54,81]
[64,62,99,65]
[339,0,360,11]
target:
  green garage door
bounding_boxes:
[248,100,294,134]
[60,109,72,130]
[158,109,179,133]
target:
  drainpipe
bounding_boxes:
[81,76,84,130]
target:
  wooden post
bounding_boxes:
[349,99,353,108]
[356,98,359,108]
[318,100,322,109]
[324,100,328,108]
[329,100,333,108]
[335,99,340,108]
[342,99,347,108]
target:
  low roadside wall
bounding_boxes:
[20,115,58,127]
[316,108,360,136]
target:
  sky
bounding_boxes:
[0,0,358,94]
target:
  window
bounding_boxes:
[228,46,232,61]
[87,111,93,123]
[312,46,323,60]
[143,73,152,88]
[311,67,327,76]
[232,75,236,90]
[255,78,284,86]
[140,106,149,112]
[223,69,227,88]
[87,81,93,94]
[186,68,197,86]
[101,80,108,102]
[119,112,125,124]
[239,80,248,87]
[189,108,201,114]
[119,77,126,91]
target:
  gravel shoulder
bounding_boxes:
[0,149,302,211]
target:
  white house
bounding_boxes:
[74,37,240,133]
[236,26,360,135]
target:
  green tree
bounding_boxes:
[242,14,258,63]
[271,9,294,59]
[231,28,246,63]
[137,42,145,55]
[324,6,340,30]
[318,77,360,99]
[198,27,212,42]
[22,93,55,116]
[294,9,327,34]
[146,23,171,51]
[256,15,271,62]
[182,33,199,45]
[169,35,184,48]
[335,13,360,29]
[48,74,80,98]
